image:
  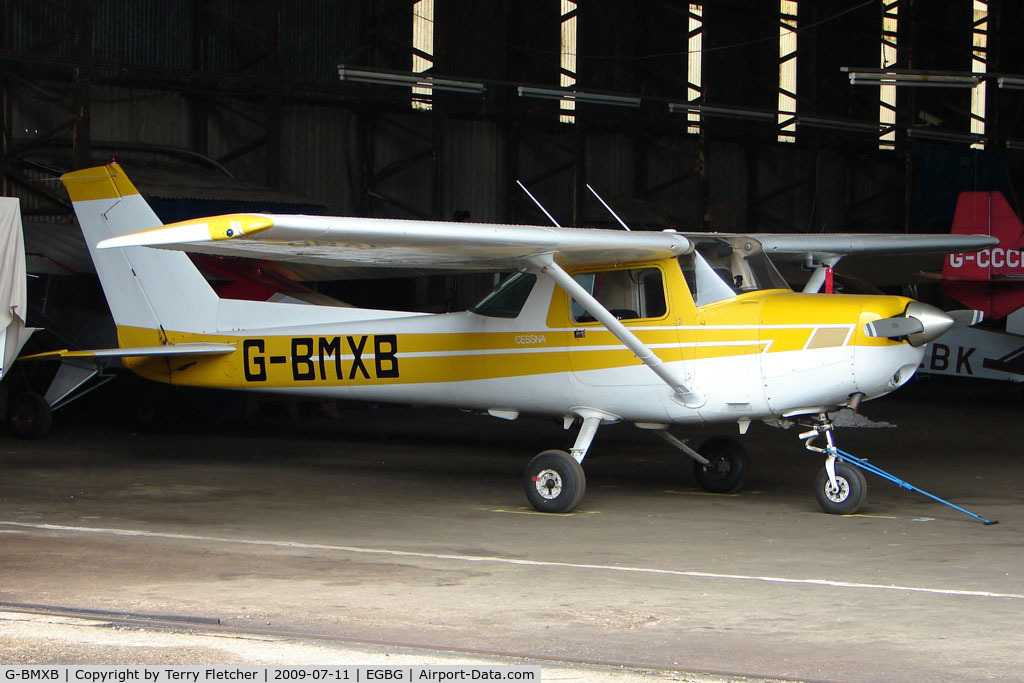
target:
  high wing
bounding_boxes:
[99,213,996,277]
[98,213,694,270]
[744,232,999,293]
[97,212,703,406]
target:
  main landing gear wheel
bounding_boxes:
[8,392,52,440]
[524,449,587,513]
[693,436,748,494]
[815,461,867,515]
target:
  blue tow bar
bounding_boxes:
[829,447,998,526]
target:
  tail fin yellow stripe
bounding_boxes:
[61,163,140,203]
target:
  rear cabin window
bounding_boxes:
[470,272,537,318]
[570,267,666,322]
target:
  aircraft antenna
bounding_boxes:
[516,180,562,228]
[586,184,631,231]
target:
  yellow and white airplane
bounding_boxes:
[28,163,996,515]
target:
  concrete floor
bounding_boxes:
[0,378,1021,681]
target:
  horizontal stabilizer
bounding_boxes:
[21,342,236,362]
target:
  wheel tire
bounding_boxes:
[815,461,868,515]
[8,392,52,439]
[524,449,587,513]
[693,436,748,493]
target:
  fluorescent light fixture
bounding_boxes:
[517,86,641,108]
[1006,140,1024,151]
[668,102,775,122]
[337,66,485,94]
[998,77,1024,90]
[907,127,984,144]
[671,105,892,133]
[796,115,884,133]
[842,67,980,88]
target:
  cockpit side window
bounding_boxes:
[680,237,790,306]
[570,267,666,322]
[470,272,537,318]
[679,251,737,306]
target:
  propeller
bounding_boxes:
[864,315,925,339]
[947,309,985,328]
[864,303,984,347]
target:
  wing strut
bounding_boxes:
[802,255,842,294]
[528,254,705,408]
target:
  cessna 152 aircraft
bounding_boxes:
[27,163,996,515]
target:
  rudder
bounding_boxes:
[943,191,1024,320]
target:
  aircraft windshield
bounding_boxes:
[680,236,789,306]
[470,272,537,318]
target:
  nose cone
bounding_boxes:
[853,296,931,401]
[904,302,955,347]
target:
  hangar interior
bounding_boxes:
[2,0,1024,370]
[5,2,1024,241]
[3,4,1024,677]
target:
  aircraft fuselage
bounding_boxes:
[119,258,922,427]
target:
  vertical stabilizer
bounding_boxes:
[943,191,1024,320]
[61,164,219,337]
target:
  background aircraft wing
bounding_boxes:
[750,233,998,262]
[98,214,694,271]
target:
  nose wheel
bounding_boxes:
[800,413,869,515]
[814,459,867,515]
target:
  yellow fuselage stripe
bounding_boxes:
[114,313,886,390]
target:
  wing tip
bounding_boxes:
[97,213,272,249]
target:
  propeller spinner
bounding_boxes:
[864,302,983,347]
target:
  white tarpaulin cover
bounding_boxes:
[0,196,31,379]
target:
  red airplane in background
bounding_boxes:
[920,190,1024,381]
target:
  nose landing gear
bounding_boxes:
[798,412,997,524]
[800,415,868,515]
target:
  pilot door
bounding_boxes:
[562,263,687,387]
[679,249,764,414]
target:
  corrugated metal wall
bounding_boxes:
[6,0,1022,236]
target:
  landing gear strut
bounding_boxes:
[522,411,610,513]
[800,413,868,515]
[800,412,997,524]
[650,428,749,494]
